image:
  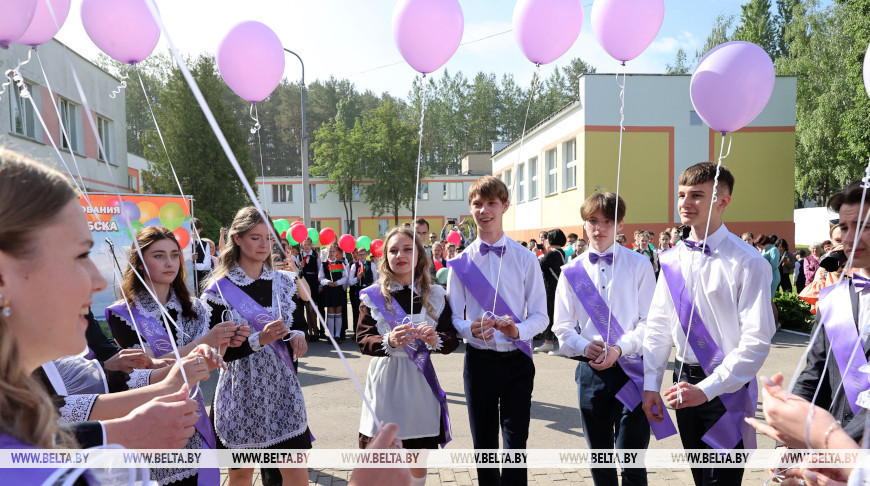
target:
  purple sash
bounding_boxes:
[818,280,869,415]
[446,253,533,358]
[106,302,219,486]
[562,261,678,440]
[660,255,758,450]
[361,286,452,447]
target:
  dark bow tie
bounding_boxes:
[589,252,613,265]
[480,243,505,257]
[853,274,870,293]
[683,239,712,256]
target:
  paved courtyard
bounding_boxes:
[209,329,810,485]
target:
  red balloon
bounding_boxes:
[434,260,443,271]
[172,226,190,248]
[446,230,462,246]
[319,227,336,246]
[339,234,356,253]
[370,238,385,258]
[291,220,304,227]
[290,224,308,243]
[281,230,287,239]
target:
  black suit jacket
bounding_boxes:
[791,281,868,442]
[85,309,121,363]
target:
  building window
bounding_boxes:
[545,148,557,196]
[517,162,526,203]
[10,80,36,139]
[417,182,429,200]
[353,184,360,201]
[59,98,80,154]
[689,110,703,126]
[311,220,322,231]
[272,184,293,203]
[378,219,390,237]
[504,169,512,201]
[563,139,576,190]
[309,184,317,203]
[528,156,539,200]
[443,182,464,201]
[97,116,114,164]
[127,175,138,192]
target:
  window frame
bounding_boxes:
[528,156,539,200]
[563,139,576,191]
[545,148,558,196]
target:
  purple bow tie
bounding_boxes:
[589,252,613,265]
[480,243,505,257]
[683,239,712,256]
[854,274,870,293]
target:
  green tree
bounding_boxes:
[695,14,735,63]
[559,57,597,99]
[666,48,691,74]
[774,0,802,58]
[142,55,256,236]
[733,0,777,57]
[360,101,421,224]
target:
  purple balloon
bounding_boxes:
[393,0,464,74]
[690,41,775,134]
[591,0,664,63]
[18,0,71,47]
[864,41,870,100]
[217,21,285,103]
[0,0,38,49]
[513,0,583,66]
[81,0,159,65]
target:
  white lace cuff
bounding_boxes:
[58,394,98,423]
[249,332,263,351]
[426,335,443,352]
[126,369,152,389]
[381,332,397,356]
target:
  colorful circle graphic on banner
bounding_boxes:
[137,200,159,223]
[172,226,190,248]
[158,202,186,230]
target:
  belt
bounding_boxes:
[466,346,524,361]
[572,355,591,362]
[675,358,706,380]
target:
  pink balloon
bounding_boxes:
[0,0,38,49]
[591,0,664,63]
[217,21,285,103]
[392,0,463,74]
[513,0,583,65]
[338,234,356,254]
[81,0,159,65]
[690,41,775,134]
[18,0,71,47]
[446,230,461,246]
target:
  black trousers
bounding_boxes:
[464,347,534,486]
[349,285,362,332]
[576,361,649,486]
[673,364,745,486]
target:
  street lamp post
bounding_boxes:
[284,48,310,227]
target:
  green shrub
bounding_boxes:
[774,291,814,333]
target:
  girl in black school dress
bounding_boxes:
[319,242,348,342]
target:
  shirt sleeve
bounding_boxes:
[552,272,589,357]
[194,242,212,270]
[697,256,775,400]
[335,264,349,286]
[515,252,549,341]
[446,267,474,340]
[615,260,656,356]
[319,262,329,286]
[643,276,677,391]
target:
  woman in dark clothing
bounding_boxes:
[535,229,567,354]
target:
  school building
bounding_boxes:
[256,152,490,239]
[493,73,797,244]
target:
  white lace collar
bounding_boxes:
[226,263,274,286]
[134,288,183,319]
[387,280,422,293]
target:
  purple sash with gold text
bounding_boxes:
[106,301,218,485]
[361,286,452,446]
[446,253,533,358]
[562,261,677,440]
[660,255,758,450]
[818,280,869,415]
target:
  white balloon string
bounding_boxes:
[604,68,627,361]
[109,67,129,99]
[0,47,32,100]
[142,0,380,430]
[410,74,427,302]
[104,244,149,352]
[487,63,541,348]
[675,133,731,405]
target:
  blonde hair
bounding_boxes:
[212,207,275,283]
[377,226,436,319]
[0,148,77,447]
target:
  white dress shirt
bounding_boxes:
[446,234,549,351]
[553,244,656,358]
[642,224,776,400]
[193,240,212,271]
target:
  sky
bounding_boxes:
[54,0,754,100]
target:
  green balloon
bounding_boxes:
[287,233,298,245]
[124,220,144,241]
[308,227,320,245]
[356,235,372,251]
[436,267,449,285]
[275,219,290,233]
